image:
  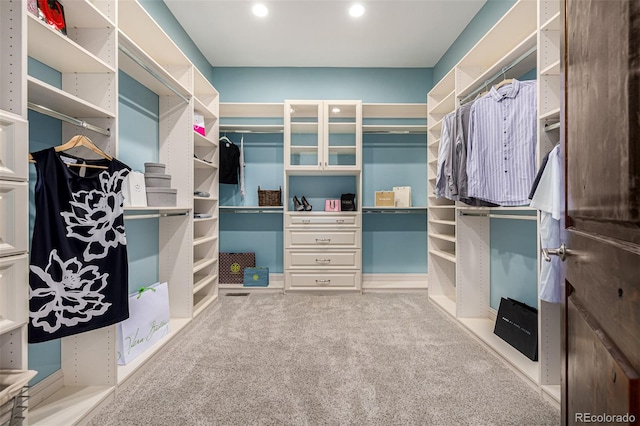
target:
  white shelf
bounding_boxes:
[0,319,25,335]
[428,68,456,101]
[220,124,284,134]
[428,249,456,263]
[193,293,218,317]
[63,1,115,28]
[219,280,285,291]
[219,205,283,213]
[457,30,537,100]
[194,97,218,120]
[117,318,191,384]
[27,15,115,74]
[428,90,455,115]
[118,32,191,99]
[458,317,539,387]
[124,206,191,213]
[29,385,114,426]
[194,158,217,169]
[193,257,217,273]
[193,235,217,246]
[427,117,444,133]
[540,107,561,121]
[362,103,427,119]
[428,205,455,210]
[291,122,319,133]
[194,196,218,202]
[540,60,560,76]
[429,219,456,226]
[27,77,115,119]
[193,274,217,294]
[328,146,356,154]
[290,145,319,154]
[194,132,218,148]
[220,102,284,118]
[194,216,218,222]
[362,124,426,134]
[428,233,456,243]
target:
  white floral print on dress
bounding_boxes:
[29,249,111,333]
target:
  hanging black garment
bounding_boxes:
[219,140,240,184]
[28,148,131,343]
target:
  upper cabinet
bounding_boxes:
[284,100,362,174]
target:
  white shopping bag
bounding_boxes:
[117,282,171,365]
[393,186,412,207]
[122,171,147,207]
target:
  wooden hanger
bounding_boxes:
[29,135,112,169]
[493,78,514,90]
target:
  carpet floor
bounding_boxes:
[88,293,560,425]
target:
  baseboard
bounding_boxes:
[488,307,497,322]
[219,273,284,293]
[29,369,64,409]
[362,273,428,292]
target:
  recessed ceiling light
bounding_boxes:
[349,4,365,18]
[252,4,268,17]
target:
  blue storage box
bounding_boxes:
[243,267,269,287]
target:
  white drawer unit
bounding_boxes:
[0,181,28,258]
[286,271,361,290]
[286,250,360,269]
[286,213,359,228]
[0,112,29,182]
[285,229,360,248]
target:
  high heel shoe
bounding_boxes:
[301,196,312,211]
[293,196,305,211]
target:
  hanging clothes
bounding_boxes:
[28,148,131,343]
[530,144,563,303]
[219,137,240,184]
[435,111,456,199]
[466,79,537,206]
[239,134,245,197]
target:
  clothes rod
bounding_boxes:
[458,211,537,221]
[27,102,111,136]
[544,122,561,132]
[124,212,189,220]
[459,45,538,104]
[118,44,190,104]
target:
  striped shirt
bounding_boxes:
[467,79,537,206]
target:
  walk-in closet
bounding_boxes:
[1,0,637,424]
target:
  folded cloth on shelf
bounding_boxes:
[194,213,212,219]
[194,191,210,197]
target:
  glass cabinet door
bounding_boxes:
[285,101,322,170]
[324,101,361,170]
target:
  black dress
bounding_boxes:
[28,148,131,343]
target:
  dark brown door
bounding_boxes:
[563,0,640,424]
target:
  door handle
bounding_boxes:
[542,243,568,262]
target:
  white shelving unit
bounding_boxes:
[284,100,363,292]
[426,0,561,407]
[0,1,222,424]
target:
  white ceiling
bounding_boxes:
[163,0,487,68]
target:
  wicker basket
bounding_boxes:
[258,186,282,206]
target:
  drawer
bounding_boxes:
[286,271,361,289]
[286,250,360,269]
[0,113,28,182]
[286,213,359,228]
[285,229,360,248]
[0,181,28,258]
[0,254,29,327]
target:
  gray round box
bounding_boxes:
[144,173,171,188]
[144,162,166,174]
[146,187,177,207]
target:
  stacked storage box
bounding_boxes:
[144,163,177,206]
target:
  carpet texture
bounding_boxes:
[88,293,560,425]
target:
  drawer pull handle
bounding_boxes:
[315,238,331,243]
[301,219,311,224]
[335,219,345,223]
[315,258,331,264]
[315,279,331,285]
